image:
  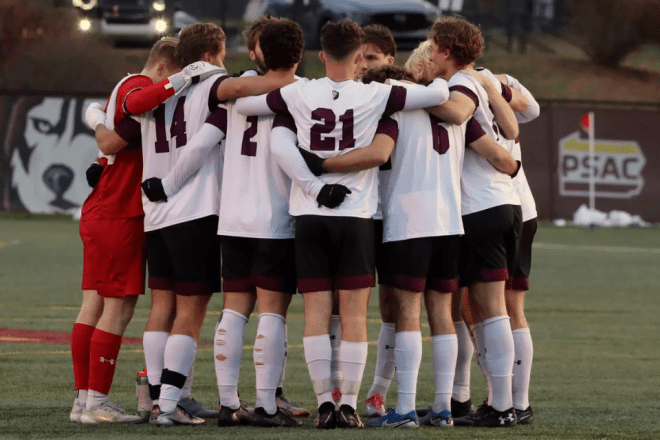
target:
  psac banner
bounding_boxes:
[0,95,104,214]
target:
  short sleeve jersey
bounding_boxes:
[267,78,406,218]
[81,74,151,220]
[131,72,228,231]
[448,72,520,215]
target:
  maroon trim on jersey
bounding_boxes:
[375,117,399,142]
[266,89,290,114]
[297,277,334,293]
[272,112,297,133]
[209,74,231,109]
[206,106,228,133]
[250,273,294,294]
[392,275,426,293]
[506,277,529,291]
[336,274,375,290]
[223,279,255,293]
[481,268,509,282]
[114,117,142,145]
[427,277,460,293]
[465,117,486,144]
[383,85,407,117]
[449,85,479,109]
[501,83,513,103]
[149,276,174,291]
[175,281,214,296]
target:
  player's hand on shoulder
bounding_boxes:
[460,67,488,87]
[85,162,104,188]
[316,184,351,209]
[85,103,106,131]
[298,148,326,176]
[142,177,167,202]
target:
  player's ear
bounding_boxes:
[387,55,395,65]
[354,51,363,65]
[319,51,326,65]
[248,50,257,62]
[156,62,166,77]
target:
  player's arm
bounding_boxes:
[466,118,520,176]
[96,117,141,155]
[383,79,449,117]
[215,69,296,102]
[499,74,540,123]
[426,91,476,126]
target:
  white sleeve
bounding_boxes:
[271,126,325,198]
[160,123,225,197]
[401,78,449,111]
[234,93,274,116]
[505,74,540,124]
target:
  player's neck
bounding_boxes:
[265,68,296,80]
[441,63,461,81]
[325,62,355,83]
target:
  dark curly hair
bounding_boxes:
[320,19,362,61]
[259,18,305,71]
[362,24,396,57]
[362,64,414,85]
[175,22,226,67]
[428,15,483,68]
[244,16,272,53]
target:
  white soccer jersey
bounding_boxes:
[136,72,227,231]
[217,99,294,239]
[510,139,537,221]
[448,72,520,215]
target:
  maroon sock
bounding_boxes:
[88,329,122,395]
[71,323,96,390]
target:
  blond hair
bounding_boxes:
[404,40,434,84]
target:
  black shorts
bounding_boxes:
[147,215,220,296]
[506,218,537,291]
[459,205,522,287]
[383,235,460,293]
[295,215,375,293]
[373,219,391,286]
[221,236,297,294]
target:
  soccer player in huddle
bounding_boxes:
[72,37,183,424]
[236,19,449,428]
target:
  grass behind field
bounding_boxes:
[1,215,660,439]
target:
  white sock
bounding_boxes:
[303,335,333,407]
[143,331,169,406]
[254,313,286,415]
[394,331,422,415]
[277,325,288,389]
[76,390,88,407]
[215,309,248,410]
[86,389,107,410]
[512,327,533,410]
[159,334,197,413]
[367,322,396,400]
[432,334,458,413]
[329,315,342,390]
[339,341,369,410]
[453,321,473,403]
[482,316,514,411]
[179,359,195,400]
[473,321,492,404]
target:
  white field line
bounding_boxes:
[533,242,660,254]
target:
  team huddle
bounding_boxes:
[70,14,540,429]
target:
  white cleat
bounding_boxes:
[79,401,143,424]
[152,405,206,426]
[70,399,85,423]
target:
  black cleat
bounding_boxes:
[455,406,517,428]
[451,398,476,418]
[252,407,301,427]
[314,402,337,429]
[217,402,254,427]
[416,406,431,418]
[515,406,533,425]
[336,404,363,429]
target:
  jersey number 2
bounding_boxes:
[154,97,187,153]
[241,116,259,156]
[310,109,355,151]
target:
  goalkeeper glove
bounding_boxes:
[316,184,351,209]
[142,178,167,202]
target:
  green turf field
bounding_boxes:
[1,214,659,439]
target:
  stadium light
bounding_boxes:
[155,19,168,33]
[73,0,98,11]
[79,18,92,32]
[152,1,166,12]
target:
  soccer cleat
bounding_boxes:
[314,401,337,429]
[276,394,311,417]
[152,405,205,426]
[336,404,364,429]
[451,398,476,418]
[70,399,84,423]
[252,407,301,427]
[515,406,534,425]
[149,405,161,424]
[419,409,454,427]
[454,406,517,428]
[178,396,219,419]
[366,408,419,428]
[217,402,255,427]
[80,401,143,424]
[364,393,386,417]
[415,406,431,418]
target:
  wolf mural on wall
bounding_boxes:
[6,97,104,214]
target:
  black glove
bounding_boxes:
[316,184,351,209]
[85,162,104,188]
[298,147,326,176]
[510,160,522,178]
[142,178,167,202]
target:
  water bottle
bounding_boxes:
[136,368,152,422]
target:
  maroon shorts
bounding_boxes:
[506,218,537,291]
[383,235,460,293]
[80,217,146,297]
